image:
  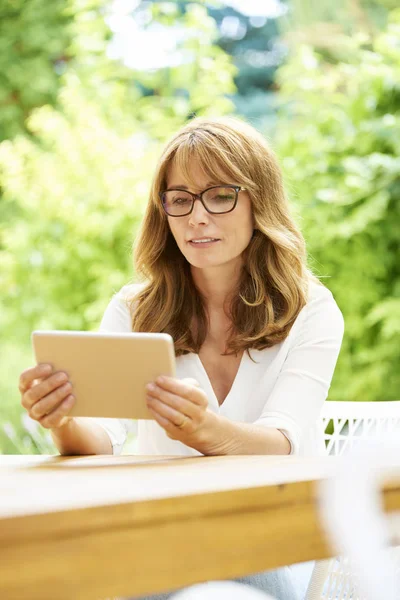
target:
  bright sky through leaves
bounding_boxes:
[107,0,286,70]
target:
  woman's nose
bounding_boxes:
[188,197,209,225]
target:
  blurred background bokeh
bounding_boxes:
[1,0,399,454]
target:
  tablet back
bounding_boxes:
[31,331,176,419]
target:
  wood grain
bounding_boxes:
[1,454,399,600]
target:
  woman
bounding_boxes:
[19,116,344,599]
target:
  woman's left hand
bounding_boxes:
[145,376,212,446]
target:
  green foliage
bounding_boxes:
[0,83,151,335]
[0,0,71,140]
[127,3,237,139]
[0,0,121,142]
[210,3,283,127]
[138,0,283,127]
[275,9,400,401]
[280,0,391,45]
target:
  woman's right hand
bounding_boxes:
[19,364,76,430]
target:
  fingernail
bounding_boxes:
[156,376,164,384]
[146,383,156,392]
[40,364,52,374]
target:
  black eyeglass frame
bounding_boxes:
[159,185,248,217]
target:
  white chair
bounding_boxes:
[318,436,400,600]
[305,401,400,600]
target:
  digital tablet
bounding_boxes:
[31,330,176,419]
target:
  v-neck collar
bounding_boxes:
[193,351,247,409]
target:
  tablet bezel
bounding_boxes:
[31,330,176,419]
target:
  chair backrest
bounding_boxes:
[305,402,400,600]
[319,401,400,456]
[318,438,400,600]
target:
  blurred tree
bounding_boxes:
[280,0,393,58]
[0,0,72,141]
[275,8,400,402]
[125,0,285,127]
[209,3,285,128]
[0,0,123,142]
[121,1,237,139]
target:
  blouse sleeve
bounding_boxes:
[90,286,138,455]
[253,286,345,455]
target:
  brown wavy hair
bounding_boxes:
[128,115,318,357]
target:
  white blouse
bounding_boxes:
[93,280,344,457]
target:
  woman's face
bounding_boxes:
[165,159,254,271]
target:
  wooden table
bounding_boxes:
[1,454,399,600]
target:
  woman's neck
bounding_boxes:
[191,261,242,313]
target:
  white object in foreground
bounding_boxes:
[318,436,400,600]
[172,581,275,599]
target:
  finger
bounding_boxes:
[29,382,73,420]
[22,371,69,410]
[147,395,193,428]
[148,405,194,441]
[19,364,53,394]
[146,384,199,419]
[147,406,173,431]
[39,395,75,429]
[154,377,207,406]
[181,378,201,388]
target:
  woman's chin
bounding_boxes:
[185,256,224,269]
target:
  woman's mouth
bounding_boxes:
[188,238,220,248]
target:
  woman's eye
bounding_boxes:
[215,195,233,201]
[172,197,190,205]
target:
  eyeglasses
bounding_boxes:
[160,185,247,217]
